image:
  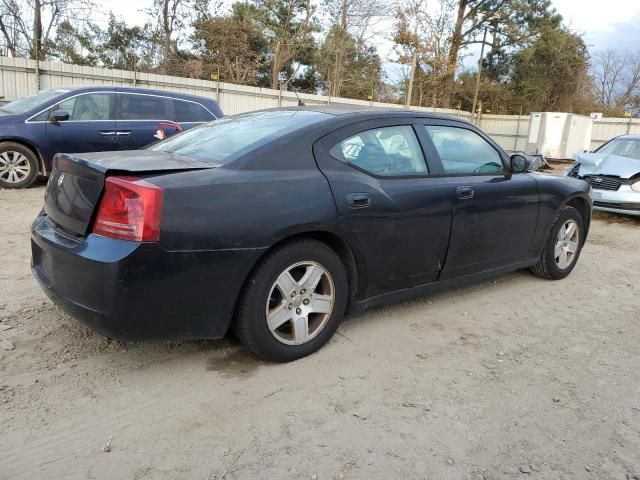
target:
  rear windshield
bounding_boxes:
[150,110,330,164]
[596,138,640,160]
[0,88,70,115]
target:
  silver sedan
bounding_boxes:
[566,135,640,216]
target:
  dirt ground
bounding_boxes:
[1,182,640,480]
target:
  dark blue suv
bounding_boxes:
[0,86,223,188]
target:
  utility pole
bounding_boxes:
[406,52,417,107]
[471,27,488,123]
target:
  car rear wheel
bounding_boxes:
[0,142,39,189]
[531,206,584,280]
[234,239,348,362]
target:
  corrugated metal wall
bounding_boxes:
[0,56,635,154]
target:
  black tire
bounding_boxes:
[233,239,348,362]
[0,142,39,189]
[531,206,584,280]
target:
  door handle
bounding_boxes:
[346,193,371,209]
[98,131,116,136]
[456,185,474,200]
[116,131,131,136]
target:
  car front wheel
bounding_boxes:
[0,142,39,189]
[531,205,584,280]
[234,239,348,362]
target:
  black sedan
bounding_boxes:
[31,107,592,361]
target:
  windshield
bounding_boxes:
[596,137,640,160]
[150,110,331,164]
[0,89,70,115]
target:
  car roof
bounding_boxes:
[617,134,640,140]
[54,85,217,104]
[263,104,470,123]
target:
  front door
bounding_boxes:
[45,92,116,156]
[420,122,540,280]
[314,119,454,298]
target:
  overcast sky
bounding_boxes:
[96,0,640,81]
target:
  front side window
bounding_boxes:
[120,94,169,120]
[330,125,428,177]
[173,100,214,122]
[424,125,504,175]
[57,93,113,121]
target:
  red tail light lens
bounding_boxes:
[92,176,163,242]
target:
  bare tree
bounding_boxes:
[0,0,93,60]
[318,0,391,97]
[150,0,209,67]
[592,49,640,114]
[393,0,452,106]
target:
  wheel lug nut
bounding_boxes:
[288,304,293,310]
[303,299,309,305]
[290,292,296,298]
[296,308,301,315]
[300,289,306,294]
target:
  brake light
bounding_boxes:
[92,176,163,242]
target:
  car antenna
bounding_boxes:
[293,89,305,107]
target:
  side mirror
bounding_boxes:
[50,110,70,123]
[510,154,530,173]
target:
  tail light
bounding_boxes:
[92,176,163,242]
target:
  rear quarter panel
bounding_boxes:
[145,145,340,252]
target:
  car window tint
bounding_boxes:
[120,94,169,120]
[151,110,331,165]
[424,125,504,174]
[57,93,113,121]
[596,138,640,160]
[173,100,214,122]
[329,125,428,177]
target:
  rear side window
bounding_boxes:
[424,125,504,175]
[330,125,428,177]
[120,94,169,120]
[173,100,214,122]
[57,93,113,121]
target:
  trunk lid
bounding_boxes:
[44,151,216,236]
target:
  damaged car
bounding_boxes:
[567,134,640,216]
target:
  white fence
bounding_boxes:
[0,56,638,154]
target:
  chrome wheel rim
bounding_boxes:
[266,261,335,346]
[554,219,580,269]
[0,151,31,184]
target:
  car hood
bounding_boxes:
[574,152,640,179]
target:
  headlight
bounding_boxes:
[633,180,640,192]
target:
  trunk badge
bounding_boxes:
[57,173,65,187]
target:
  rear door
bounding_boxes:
[172,98,216,129]
[314,118,454,298]
[45,91,116,155]
[420,121,540,279]
[115,92,172,150]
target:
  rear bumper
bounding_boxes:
[31,213,264,341]
[592,185,640,217]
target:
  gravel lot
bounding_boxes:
[1,182,640,480]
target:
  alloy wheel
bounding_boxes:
[554,219,580,269]
[266,261,335,346]
[0,151,31,184]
